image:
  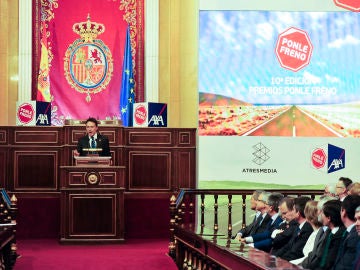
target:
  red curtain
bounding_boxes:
[32,0,144,125]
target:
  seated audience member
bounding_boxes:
[333,195,360,270]
[348,182,360,196]
[271,197,298,256]
[312,200,346,269]
[322,183,337,198]
[290,200,323,265]
[236,191,272,241]
[233,190,263,239]
[301,196,338,269]
[242,193,284,252]
[275,196,313,261]
[335,177,353,202]
[354,206,360,269]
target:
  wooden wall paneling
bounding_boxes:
[128,150,171,190]
[124,193,172,238]
[13,127,61,144]
[176,150,196,189]
[1,126,196,239]
[0,128,8,144]
[0,149,7,188]
[14,150,59,191]
[126,128,173,146]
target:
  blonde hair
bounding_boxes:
[304,200,322,228]
[348,182,360,195]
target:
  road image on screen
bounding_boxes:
[199,11,360,137]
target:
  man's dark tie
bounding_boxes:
[91,136,96,149]
[319,231,332,267]
[250,215,263,234]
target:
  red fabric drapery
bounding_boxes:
[32,0,144,125]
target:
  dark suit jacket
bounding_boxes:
[271,219,299,256]
[333,226,360,270]
[234,212,259,238]
[251,213,272,235]
[252,215,283,252]
[314,226,346,270]
[301,227,328,269]
[278,221,314,261]
[77,133,111,157]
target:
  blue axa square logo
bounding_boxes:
[327,144,345,173]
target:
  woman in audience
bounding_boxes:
[290,200,322,265]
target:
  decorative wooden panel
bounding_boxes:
[14,129,60,144]
[0,129,7,144]
[70,194,115,235]
[14,151,58,190]
[60,190,124,242]
[178,131,194,146]
[127,130,172,145]
[129,151,171,190]
[177,151,196,189]
[0,151,7,187]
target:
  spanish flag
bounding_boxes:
[36,21,51,102]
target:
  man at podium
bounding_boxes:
[73,117,111,157]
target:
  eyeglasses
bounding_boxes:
[336,186,345,189]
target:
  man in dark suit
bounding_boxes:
[242,192,284,252]
[301,196,337,269]
[74,117,111,157]
[237,191,272,241]
[271,197,298,256]
[276,196,313,261]
[312,200,346,269]
[354,206,360,270]
[233,190,263,239]
[333,195,360,270]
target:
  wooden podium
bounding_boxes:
[60,156,125,243]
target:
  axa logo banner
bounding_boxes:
[311,144,345,173]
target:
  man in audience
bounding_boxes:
[333,195,360,270]
[323,183,337,198]
[241,192,284,252]
[301,196,337,269]
[236,191,272,240]
[348,182,360,196]
[233,190,263,239]
[313,200,345,269]
[353,205,360,270]
[271,197,298,256]
[275,196,313,261]
[335,177,353,201]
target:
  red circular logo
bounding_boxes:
[334,0,360,12]
[275,27,313,72]
[311,148,327,169]
[134,105,147,125]
[17,103,35,124]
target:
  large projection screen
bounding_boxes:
[198,0,360,187]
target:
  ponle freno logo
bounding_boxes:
[134,104,147,125]
[17,103,35,124]
[311,144,345,174]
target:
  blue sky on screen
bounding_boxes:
[199,11,360,105]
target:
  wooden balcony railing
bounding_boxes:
[169,189,323,269]
[0,189,18,269]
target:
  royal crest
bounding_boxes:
[64,14,113,102]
